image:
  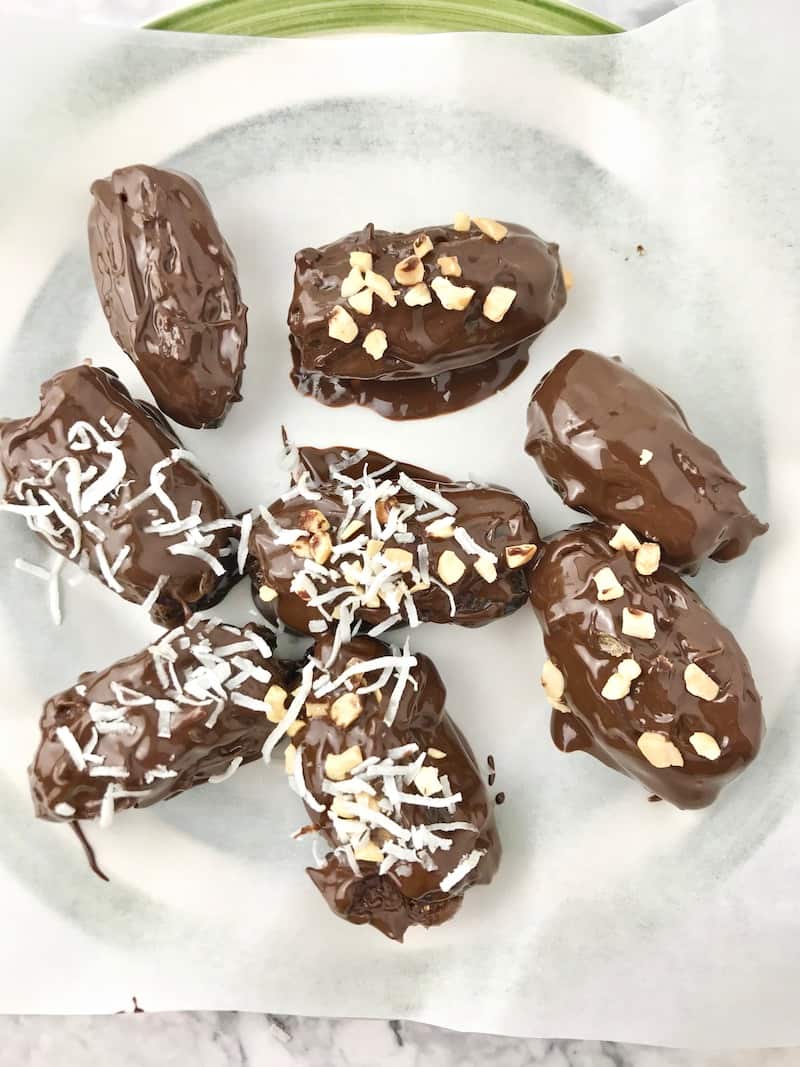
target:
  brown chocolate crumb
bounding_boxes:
[636,244,646,255]
[648,794,663,803]
[495,792,506,805]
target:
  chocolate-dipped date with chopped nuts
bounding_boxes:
[0,364,242,627]
[266,634,499,941]
[530,523,764,809]
[525,349,767,572]
[88,164,248,429]
[29,620,288,825]
[289,217,566,418]
[247,443,540,635]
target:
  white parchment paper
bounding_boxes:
[1,0,799,1046]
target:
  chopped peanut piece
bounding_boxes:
[437,549,466,585]
[474,557,498,583]
[354,839,384,863]
[635,542,661,576]
[300,508,330,534]
[330,692,364,728]
[601,671,632,700]
[473,217,508,242]
[453,212,471,232]
[339,519,365,540]
[331,795,357,819]
[365,269,397,307]
[639,448,654,466]
[310,531,333,566]
[413,233,434,258]
[617,658,642,681]
[541,659,565,703]
[363,328,388,361]
[366,539,384,559]
[609,524,641,552]
[684,663,720,701]
[483,285,517,323]
[394,255,424,286]
[622,607,656,639]
[305,701,329,719]
[414,765,442,796]
[404,282,432,307]
[593,566,624,601]
[426,517,455,540]
[637,731,684,769]
[428,747,447,759]
[340,267,366,298]
[349,250,373,271]
[284,743,297,775]
[689,731,722,760]
[328,304,358,343]
[597,632,632,657]
[431,275,475,311]
[384,548,415,572]
[258,584,278,603]
[505,543,538,569]
[286,720,306,739]
[265,685,288,723]
[348,288,373,315]
[324,745,364,782]
[437,255,462,278]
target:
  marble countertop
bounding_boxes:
[1,1,793,1064]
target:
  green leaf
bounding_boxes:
[148,0,621,38]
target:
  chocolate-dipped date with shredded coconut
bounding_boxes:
[289,217,566,419]
[0,364,242,627]
[88,165,248,429]
[247,442,540,637]
[529,523,764,809]
[29,619,288,825]
[267,634,499,941]
[525,349,767,572]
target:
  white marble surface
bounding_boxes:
[2,1,791,1065]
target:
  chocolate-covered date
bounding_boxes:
[271,635,499,941]
[0,364,241,626]
[525,349,767,571]
[529,523,764,809]
[89,165,248,429]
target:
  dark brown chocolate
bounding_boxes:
[525,349,767,571]
[270,635,499,941]
[289,220,565,418]
[30,619,285,824]
[0,364,242,627]
[247,443,540,635]
[88,165,248,429]
[529,523,764,809]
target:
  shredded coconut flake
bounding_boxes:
[208,756,244,784]
[439,849,486,892]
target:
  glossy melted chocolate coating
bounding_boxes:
[525,349,767,571]
[89,165,248,429]
[248,444,540,634]
[529,524,764,808]
[289,220,565,415]
[0,364,240,626]
[287,635,499,941]
[30,620,285,823]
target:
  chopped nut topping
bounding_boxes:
[310,532,333,566]
[413,233,434,258]
[637,731,684,769]
[684,663,720,701]
[617,658,642,681]
[426,517,455,540]
[300,508,330,534]
[639,448,654,466]
[284,743,297,775]
[474,557,498,583]
[305,701,329,719]
[563,268,574,290]
[505,543,538,569]
[324,745,364,781]
[374,497,397,525]
[339,519,365,540]
[431,275,476,311]
[354,838,384,863]
[601,671,632,700]
[427,747,447,759]
[384,547,415,573]
[635,542,661,576]
[366,539,384,559]
[328,304,359,343]
[414,766,442,796]
[473,217,508,242]
[608,524,641,552]
[330,692,364,728]
[597,633,632,657]
[349,250,373,271]
[258,584,278,603]
[541,659,565,703]
[265,684,288,723]
[483,285,517,323]
[356,792,380,811]
[622,607,656,639]
[404,282,432,307]
[394,255,424,286]
[363,328,388,361]
[593,566,624,601]
[365,269,397,307]
[340,560,364,587]
[689,731,722,760]
[331,795,357,819]
[437,255,462,278]
[286,720,306,739]
[453,212,471,232]
[437,549,466,585]
[340,267,366,298]
[347,288,373,315]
